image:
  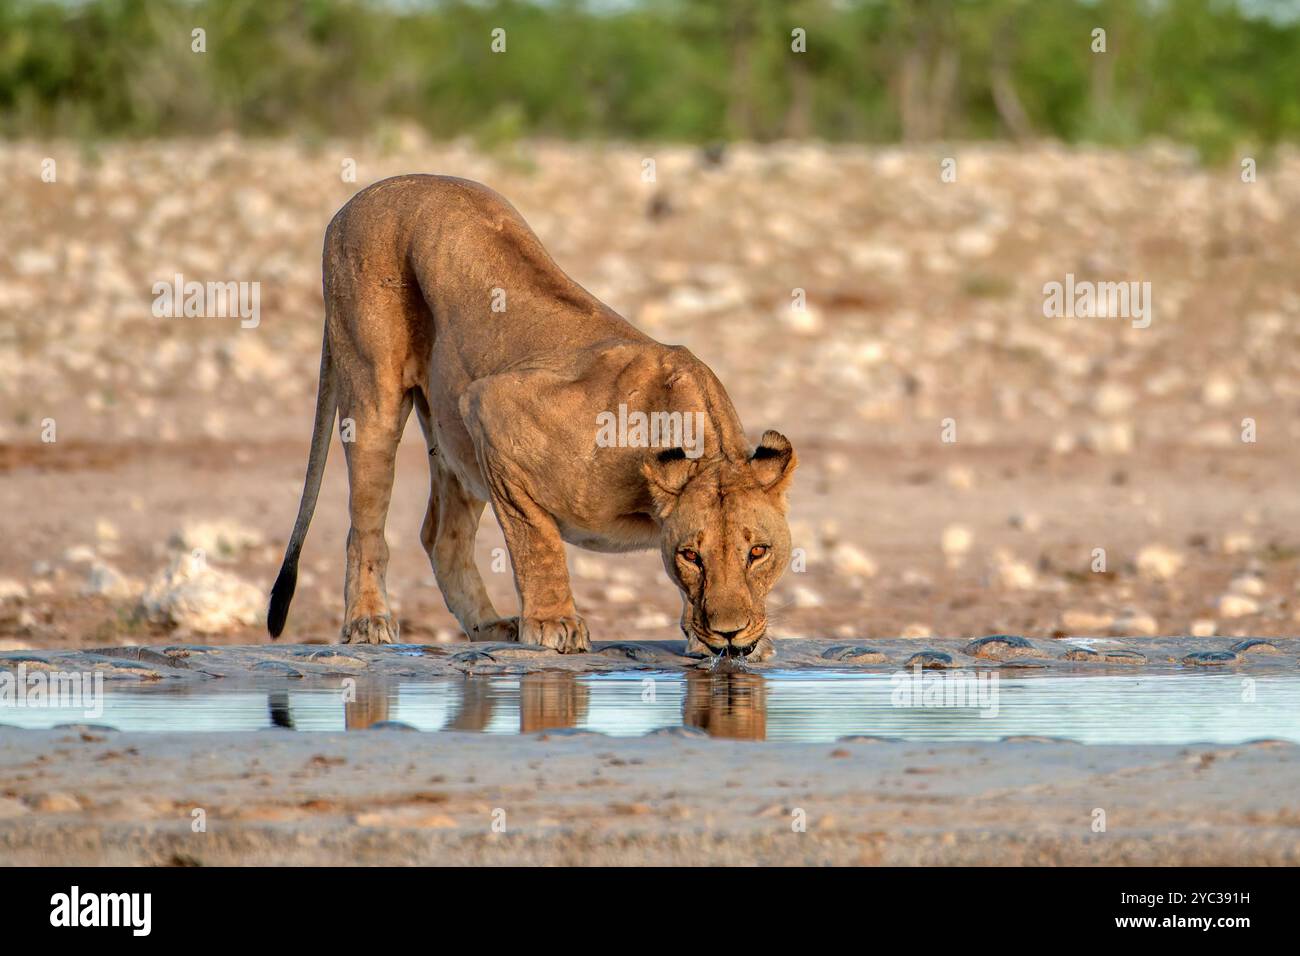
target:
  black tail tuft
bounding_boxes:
[267,561,298,639]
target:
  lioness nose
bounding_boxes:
[708,621,749,641]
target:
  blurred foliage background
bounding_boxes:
[1,0,1298,162]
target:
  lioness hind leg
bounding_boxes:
[416,407,517,643]
[338,391,411,645]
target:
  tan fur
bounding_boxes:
[268,175,796,657]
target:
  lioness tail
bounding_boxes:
[268,333,337,639]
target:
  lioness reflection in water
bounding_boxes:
[334,673,591,733]
[683,671,767,740]
[272,670,766,738]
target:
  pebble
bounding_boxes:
[81,561,138,600]
[962,634,1038,660]
[821,645,888,664]
[941,525,973,566]
[1111,609,1159,637]
[995,554,1037,590]
[1182,651,1238,667]
[1229,639,1279,655]
[1063,648,1147,665]
[830,542,878,578]
[1217,593,1260,618]
[137,552,263,633]
[792,586,822,608]
[902,650,954,669]
[1135,544,1184,582]
[1228,575,1265,597]
[169,519,266,557]
[604,585,637,604]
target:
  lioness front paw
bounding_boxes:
[341,613,398,645]
[470,617,519,643]
[746,635,776,662]
[519,615,590,654]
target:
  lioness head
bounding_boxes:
[643,430,797,657]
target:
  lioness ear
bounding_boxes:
[642,447,696,517]
[750,430,797,502]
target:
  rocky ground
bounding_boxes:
[2,137,1299,649]
[5,730,1299,866]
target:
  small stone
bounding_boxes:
[1229,639,1280,656]
[1221,532,1254,556]
[572,555,606,580]
[941,525,973,565]
[1135,544,1184,582]
[1182,651,1238,667]
[945,466,974,490]
[596,642,662,662]
[1111,609,1158,637]
[821,645,888,664]
[962,634,1037,660]
[604,585,637,604]
[903,650,954,669]
[1190,619,1217,637]
[792,586,822,608]
[137,552,263,633]
[830,542,877,578]
[1217,593,1259,618]
[1085,421,1134,455]
[1063,648,1147,665]
[82,561,138,600]
[1228,575,1265,597]
[61,545,97,565]
[900,623,933,640]
[169,519,265,558]
[1092,383,1136,417]
[1201,375,1236,407]
[995,554,1037,590]
[251,661,303,678]
[0,579,28,603]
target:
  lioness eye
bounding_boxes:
[749,545,769,561]
[679,548,701,566]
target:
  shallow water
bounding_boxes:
[2,670,1298,743]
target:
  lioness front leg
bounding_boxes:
[485,480,589,654]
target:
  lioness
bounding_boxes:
[268,175,797,659]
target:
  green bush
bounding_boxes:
[0,0,1295,159]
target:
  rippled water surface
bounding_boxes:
[3,671,1298,743]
